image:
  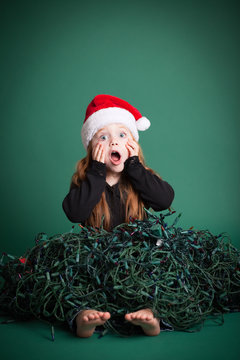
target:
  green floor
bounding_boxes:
[1,312,239,360]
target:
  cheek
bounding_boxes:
[93,139,106,149]
[101,143,108,158]
[121,137,129,146]
[121,142,129,158]
[91,138,98,148]
[101,142,108,151]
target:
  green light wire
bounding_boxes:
[0,209,239,335]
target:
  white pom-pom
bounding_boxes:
[136,117,151,131]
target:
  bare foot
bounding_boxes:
[125,309,160,336]
[76,310,111,338]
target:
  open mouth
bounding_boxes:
[110,151,121,164]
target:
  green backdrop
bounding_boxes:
[1,0,239,256]
[0,1,240,359]
[0,0,239,251]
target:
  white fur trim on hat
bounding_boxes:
[81,107,139,150]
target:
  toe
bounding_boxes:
[125,313,132,321]
[90,313,99,321]
[102,312,109,320]
[105,312,111,319]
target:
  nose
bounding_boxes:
[110,137,118,146]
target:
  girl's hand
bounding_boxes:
[126,139,139,157]
[92,143,105,163]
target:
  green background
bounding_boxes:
[0,0,239,359]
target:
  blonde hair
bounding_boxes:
[71,140,160,231]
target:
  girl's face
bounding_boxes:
[92,123,133,174]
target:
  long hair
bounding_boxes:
[71,140,160,231]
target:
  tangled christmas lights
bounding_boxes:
[1,209,240,336]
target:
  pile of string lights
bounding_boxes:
[0,209,240,336]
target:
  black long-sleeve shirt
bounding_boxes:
[62,156,174,229]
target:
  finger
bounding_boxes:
[125,144,133,157]
[126,141,134,149]
[92,143,100,160]
[95,146,102,162]
[127,138,136,147]
[128,141,139,155]
[126,142,138,156]
[99,147,105,163]
[127,142,137,152]
[93,143,102,161]
[126,142,134,151]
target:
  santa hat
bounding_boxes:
[81,94,151,149]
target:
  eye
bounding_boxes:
[100,135,107,141]
[120,132,126,138]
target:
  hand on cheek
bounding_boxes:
[126,139,139,158]
[92,143,105,163]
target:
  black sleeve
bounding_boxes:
[62,160,106,222]
[124,156,174,211]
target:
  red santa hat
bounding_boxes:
[81,94,151,149]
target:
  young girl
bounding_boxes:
[62,94,175,337]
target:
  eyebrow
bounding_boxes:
[97,130,108,136]
[98,127,128,135]
[97,126,129,136]
[117,127,129,134]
